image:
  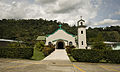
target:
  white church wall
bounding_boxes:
[45,29,76,46]
[52,41,67,46]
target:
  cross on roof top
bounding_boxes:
[59,24,62,29]
[80,16,82,19]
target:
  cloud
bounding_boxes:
[0,0,102,26]
[114,11,120,15]
[35,0,57,4]
[94,19,120,26]
[0,1,28,19]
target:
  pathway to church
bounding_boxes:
[43,49,70,60]
[41,49,74,72]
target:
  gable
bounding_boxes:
[47,28,75,37]
[45,28,76,46]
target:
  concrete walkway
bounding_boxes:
[43,49,70,60]
[41,49,74,72]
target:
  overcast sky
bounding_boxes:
[0,0,120,27]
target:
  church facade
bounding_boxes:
[45,26,76,49]
[37,18,87,49]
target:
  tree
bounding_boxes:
[92,33,112,50]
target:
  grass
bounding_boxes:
[68,54,76,62]
[32,48,45,60]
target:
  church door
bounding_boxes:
[57,42,64,49]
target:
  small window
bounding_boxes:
[82,41,83,45]
[81,22,83,25]
[48,42,52,45]
[69,41,73,46]
[81,31,83,34]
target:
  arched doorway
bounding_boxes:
[56,41,65,49]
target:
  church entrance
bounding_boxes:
[56,41,65,49]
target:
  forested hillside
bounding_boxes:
[87,26,120,42]
[0,18,120,44]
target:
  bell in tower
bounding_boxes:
[77,16,85,26]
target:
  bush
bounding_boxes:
[71,49,120,63]
[42,45,55,56]
[34,41,45,51]
[92,42,112,50]
[66,45,75,54]
[71,49,103,62]
[0,48,33,59]
[32,41,55,59]
[91,33,112,50]
[104,50,120,63]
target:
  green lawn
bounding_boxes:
[32,48,45,60]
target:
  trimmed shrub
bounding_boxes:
[71,49,120,63]
[71,49,103,62]
[104,50,120,63]
[0,48,33,59]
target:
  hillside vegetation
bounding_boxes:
[0,18,120,46]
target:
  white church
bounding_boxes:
[36,17,87,49]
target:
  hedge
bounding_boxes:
[0,48,33,59]
[104,50,120,63]
[71,49,120,63]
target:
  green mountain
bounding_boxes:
[0,18,120,44]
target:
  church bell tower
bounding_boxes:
[77,16,87,49]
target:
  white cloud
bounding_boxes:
[94,19,120,26]
[0,0,102,26]
[35,0,57,4]
[0,1,28,19]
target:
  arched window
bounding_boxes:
[81,22,83,25]
[81,31,83,34]
[48,42,52,45]
[69,41,73,46]
[81,41,83,45]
